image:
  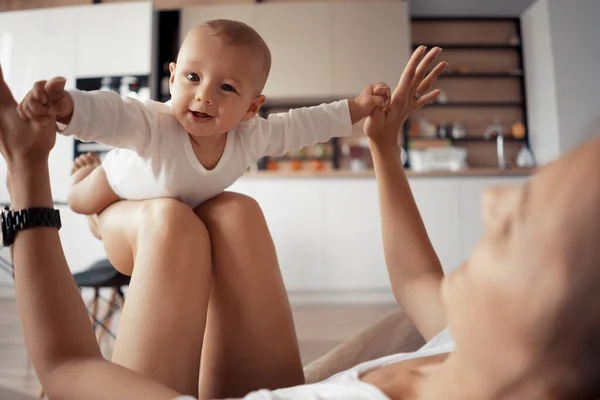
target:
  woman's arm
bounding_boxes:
[366,47,449,340]
[1,65,180,400]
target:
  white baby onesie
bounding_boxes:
[60,90,353,208]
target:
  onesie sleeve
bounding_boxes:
[58,89,166,157]
[244,100,353,159]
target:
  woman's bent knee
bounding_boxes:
[196,192,264,228]
[100,198,210,275]
[137,198,210,246]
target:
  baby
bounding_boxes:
[20,20,390,240]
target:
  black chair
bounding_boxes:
[0,255,130,399]
[73,258,130,344]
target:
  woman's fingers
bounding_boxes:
[415,61,448,98]
[32,80,48,105]
[391,46,427,105]
[413,89,442,111]
[410,47,443,96]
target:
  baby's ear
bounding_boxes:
[241,95,266,121]
[169,62,177,90]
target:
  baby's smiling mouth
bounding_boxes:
[190,110,213,119]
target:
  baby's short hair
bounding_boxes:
[202,19,271,92]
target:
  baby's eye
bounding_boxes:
[186,73,200,82]
[221,84,236,93]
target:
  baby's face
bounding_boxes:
[169,27,266,137]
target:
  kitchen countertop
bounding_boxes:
[244,168,535,179]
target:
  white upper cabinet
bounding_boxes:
[331,1,410,97]
[0,7,78,203]
[75,1,153,77]
[180,4,256,39]
[0,8,77,102]
[255,2,332,99]
[178,1,410,100]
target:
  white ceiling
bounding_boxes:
[409,0,538,17]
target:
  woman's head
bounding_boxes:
[442,136,600,398]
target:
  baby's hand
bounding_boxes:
[18,77,74,125]
[349,83,391,124]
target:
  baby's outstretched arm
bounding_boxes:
[252,82,391,159]
[22,76,160,156]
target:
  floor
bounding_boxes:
[0,297,398,397]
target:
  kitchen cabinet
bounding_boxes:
[0,2,154,202]
[0,7,78,203]
[228,174,531,303]
[178,1,410,100]
[75,1,153,77]
[233,179,328,292]
[331,1,411,97]
[322,180,391,291]
[255,2,332,99]
[180,3,255,38]
[409,179,463,273]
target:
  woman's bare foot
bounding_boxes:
[70,152,102,240]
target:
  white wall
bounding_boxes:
[521,0,600,163]
[547,0,600,153]
[521,0,561,164]
[411,0,536,17]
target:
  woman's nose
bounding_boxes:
[481,186,521,228]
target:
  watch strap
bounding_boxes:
[2,207,62,247]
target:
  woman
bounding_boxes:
[3,44,600,399]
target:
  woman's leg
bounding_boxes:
[194,192,304,399]
[96,198,213,396]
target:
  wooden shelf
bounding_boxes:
[245,168,534,179]
[269,155,332,161]
[409,136,526,143]
[440,72,523,78]
[423,102,522,108]
[412,43,521,50]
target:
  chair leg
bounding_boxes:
[89,287,100,326]
[96,288,118,346]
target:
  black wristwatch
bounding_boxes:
[1,206,62,247]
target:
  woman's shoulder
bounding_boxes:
[327,328,455,384]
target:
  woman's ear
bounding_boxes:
[241,95,267,121]
[169,62,177,93]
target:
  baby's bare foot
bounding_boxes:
[71,152,101,181]
[70,152,103,240]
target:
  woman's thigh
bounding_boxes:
[97,198,213,395]
[194,192,304,399]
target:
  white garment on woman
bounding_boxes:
[175,329,454,400]
[59,90,353,208]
